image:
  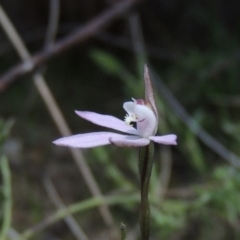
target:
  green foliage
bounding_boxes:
[0,119,13,240]
[90,49,240,239]
[0,118,14,149]
[151,200,188,237]
[2,2,240,238]
[92,147,134,190]
[183,110,206,172]
[90,49,124,75]
[90,49,141,96]
[208,166,240,223]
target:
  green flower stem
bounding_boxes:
[120,222,126,240]
[139,142,154,240]
[0,155,12,240]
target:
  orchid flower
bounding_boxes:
[53,65,177,148]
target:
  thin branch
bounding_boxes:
[0,23,178,61]
[43,7,86,239]
[150,67,240,168]
[0,3,116,230]
[127,9,240,171]
[20,193,139,240]
[0,0,140,91]
[8,228,21,240]
[128,12,147,77]
[43,176,89,240]
[44,0,60,50]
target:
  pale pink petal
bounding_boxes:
[53,132,130,148]
[109,135,150,147]
[149,134,177,145]
[75,111,138,135]
[123,101,135,113]
[134,104,157,137]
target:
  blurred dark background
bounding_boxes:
[0,0,240,239]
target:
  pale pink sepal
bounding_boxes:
[149,134,177,145]
[53,132,133,148]
[75,111,138,135]
[144,64,158,121]
[110,135,150,147]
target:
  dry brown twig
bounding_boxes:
[0,0,141,237]
[42,1,88,239]
[0,0,141,91]
[43,176,89,240]
[126,8,240,170]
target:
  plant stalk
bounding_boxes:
[138,142,154,240]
